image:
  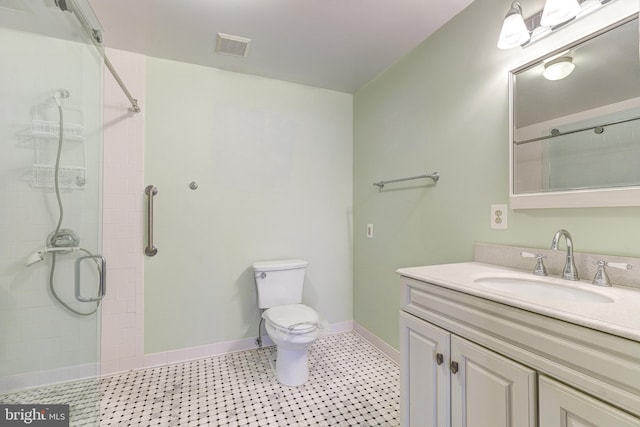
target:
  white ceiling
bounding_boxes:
[87,0,474,93]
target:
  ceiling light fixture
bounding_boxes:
[542,56,575,80]
[497,0,615,50]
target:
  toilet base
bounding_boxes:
[275,347,309,387]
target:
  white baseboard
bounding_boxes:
[136,320,397,375]
[138,319,357,373]
[353,322,400,365]
[140,335,273,371]
[0,363,99,395]
[3,321,398,392]
[327,319,353,334]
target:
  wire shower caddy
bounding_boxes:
[29,98,87,190]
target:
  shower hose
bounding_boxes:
[49,102,101,316]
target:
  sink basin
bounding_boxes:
[474,276,615,303]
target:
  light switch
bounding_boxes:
[366,224,374,238]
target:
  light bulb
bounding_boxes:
[497,2,530,49]
[541,0,581,27]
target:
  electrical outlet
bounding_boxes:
[491,204,508,230]
[366,224,374,238]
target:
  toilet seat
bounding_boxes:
[263,304,318,334]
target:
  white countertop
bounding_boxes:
[397,262,640,343]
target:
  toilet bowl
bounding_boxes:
[263,303,320,386]
[253,259,321,387]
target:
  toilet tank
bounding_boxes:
[253,259,308,309]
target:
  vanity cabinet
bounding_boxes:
[539,376,640,427]
[400,311,536,427]
[399,274,640,427]
[400,311,450,427]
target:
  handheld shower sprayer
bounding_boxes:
[26,229,80,267]
[29,87,103,316]
[25,246,80,267]
[26,250,46,267]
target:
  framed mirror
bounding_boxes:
[509,14,640,208]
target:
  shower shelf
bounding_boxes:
[28,99,87,190]
[31,164,86,189]
[30,119,84,141]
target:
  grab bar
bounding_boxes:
[75,254,106,302]
[145,185,158,256]
[373,172,439,190]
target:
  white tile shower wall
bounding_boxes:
[100,49,146,376]
[0,29,103,393]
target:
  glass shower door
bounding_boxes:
[0,1,104,425]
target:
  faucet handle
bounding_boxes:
[607,262,632,271]
[521,252,547,276]
[592,260,632,287]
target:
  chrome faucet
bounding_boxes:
[551,229,579,281]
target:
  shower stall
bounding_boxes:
[0,0,106,421]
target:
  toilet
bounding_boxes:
[253,259,320,386]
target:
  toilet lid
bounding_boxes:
[263,304,319,332]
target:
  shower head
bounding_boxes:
[51,89,71,106]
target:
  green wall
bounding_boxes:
[144,57,353,353]
[353,0,640,350]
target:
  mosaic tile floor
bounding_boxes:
[1,332,400,426]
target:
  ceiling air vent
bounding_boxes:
[215,33,251,57]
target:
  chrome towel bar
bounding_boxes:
[145,185,158,256]
[373,172,439,190]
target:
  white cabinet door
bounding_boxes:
[450,336,537,427]
[539,376,640,427]
[400,311,451,427]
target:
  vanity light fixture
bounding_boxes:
[540,0,581,26]
[497,0,615,49]
[543,56,575,80]
[497,2,530,49]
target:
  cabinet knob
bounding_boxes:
[450,361,459,374]
[436,353,444,365]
